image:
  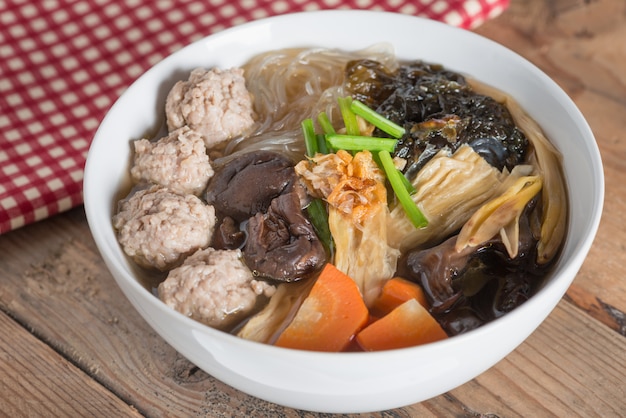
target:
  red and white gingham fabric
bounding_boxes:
[0,0,509,234]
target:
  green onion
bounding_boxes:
[378,150,428,228]
[306,198,334,255]
[301,118,317,157]
[399,172,417,195]
[350,99,406,139]
[326,134,397,153]
[337,97,360,136]
[316,134,328,154]
[317,112,336,135]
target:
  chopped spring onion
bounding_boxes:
[337,97,360,136]
[301,118,317,157]
[306,198,334,255]
[316,134,329,154]
[317,112,336,135]
[350,99,406,139]
[378,150,428,228]
[399,171,417,195]
[326,134,397,153]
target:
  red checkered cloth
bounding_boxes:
[0,0,509,234]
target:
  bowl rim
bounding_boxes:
[84,8,605,359]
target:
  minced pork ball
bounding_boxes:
[113,186,216,271]
[131,126,214,196]
[158,248,276,330]
[165,67,256,149]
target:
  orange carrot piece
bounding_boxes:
[275,263,369,352]
[356,299,447,351]
[370,277,428,317]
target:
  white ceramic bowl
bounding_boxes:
[84,10,604,413]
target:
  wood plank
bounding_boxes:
[0,213,211,417]
[1,0,625,415]
[0,310,142,417]
[565,282,626,336]
[447,300,626,418]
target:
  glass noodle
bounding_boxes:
[218,45,398,162]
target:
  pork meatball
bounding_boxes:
[130,126,213,196]
[158,248,276,330]
[165,67,255,149]
[113,186,216,271]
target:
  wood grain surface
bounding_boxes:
[1,0,625,416]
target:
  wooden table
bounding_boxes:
[1,0,625,416]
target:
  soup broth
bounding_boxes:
[114,46,567,350]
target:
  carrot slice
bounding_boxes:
[356,299,448,351]
[370,277,428,317]
[275,263,369,352]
